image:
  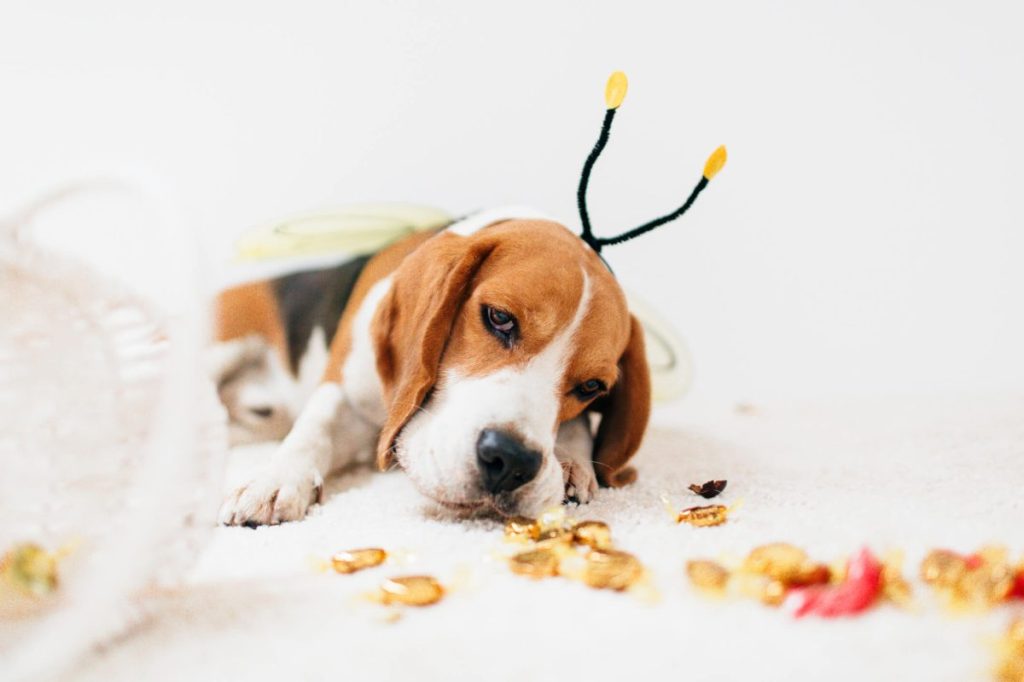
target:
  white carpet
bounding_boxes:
[70,395,1024,682]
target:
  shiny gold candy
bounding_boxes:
[996,619,1024,682]
[331,548,387,574]
[379,576,444,607]
[760,579,788,607]
[0,543,58,596]
[956,559,1013,607]
[686,559,730,592]
[677,504,728,527]
[920,549,966,588]
[573,521,612,550]
[880,554,913,607]
[504,516,540,542]
[537,527,574,544]
[509,548,560,579]
[743,543,808,582]
[583,549,644,591]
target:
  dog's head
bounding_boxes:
[371,219,650,516]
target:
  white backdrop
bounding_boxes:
[2,0,1022,404]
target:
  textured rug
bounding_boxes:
[70,395,1024,682]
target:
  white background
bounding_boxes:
[2,0,1022,404]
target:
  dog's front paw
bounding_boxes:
[561,458,598,504]
[219,466,324,527]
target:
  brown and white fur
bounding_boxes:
[213,209,650,525]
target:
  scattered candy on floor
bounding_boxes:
[503,508,650,594]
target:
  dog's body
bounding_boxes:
[213,209,650,525]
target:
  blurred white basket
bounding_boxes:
[0,178,226,681]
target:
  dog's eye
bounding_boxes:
[573,379,607,401]
[482,305,517,346]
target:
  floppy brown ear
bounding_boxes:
[591,315,651,487]
[371,234,494,470]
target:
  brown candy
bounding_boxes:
[379,576,444,607]
[583,549,644,591]
[573,521,612,550]
[677,504,729,527]
[0,543,58,597]
[688,480,728,499]
[509,548,560,579]
[331,548,387,574]
[504,516,540,542]
[686,559,730,592]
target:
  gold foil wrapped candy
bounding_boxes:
[583,549,644,591]
[1,543,59,597]
[378,576,444,607]
[760,579,788,607]
[573,521,612,550]
[509,548,560,579]
[686,559,730,593]
[920,549,967,588]
[331,548,387,574]
[996,619,1024,682]
[504,516,540,543]
[920,546,1015,611]
[677,504,729,527]
[743,543,808,582]
[879,552,913,607]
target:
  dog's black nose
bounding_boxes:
[476,429,541,494]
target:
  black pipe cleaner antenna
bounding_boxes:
[576,71,727,254]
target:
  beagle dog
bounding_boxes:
[214,208,650,525]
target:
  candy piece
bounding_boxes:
[504,516,540,542]
[688,480,727,499]
[743,543,808,583]
[583,549,644,591]
[996,619,1024,682]
[955,556,1013,608]
[0,543,59,597]
[538,507,569,532]
[573,521,612,550]
[1007,568,1024,600]
[686,559,730,592]
[761,579,788,607]
[331,548,387,574]
[537,527,575,544]
[920,549,967,588]
[379,576,444,607]
[509,548,560,579]
[677,504,728,527]
[880,551,913,607]
[791,547,883,618]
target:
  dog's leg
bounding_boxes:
[555,415,598,503]
[219,381,377,526]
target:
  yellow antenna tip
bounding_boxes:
[703,145,727,180]
[604,71,628,110]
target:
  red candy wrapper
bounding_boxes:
[790,547,882,618]
[1008,571,1024,601]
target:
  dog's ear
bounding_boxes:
[371,234,493,470]
[591,315,650,487]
